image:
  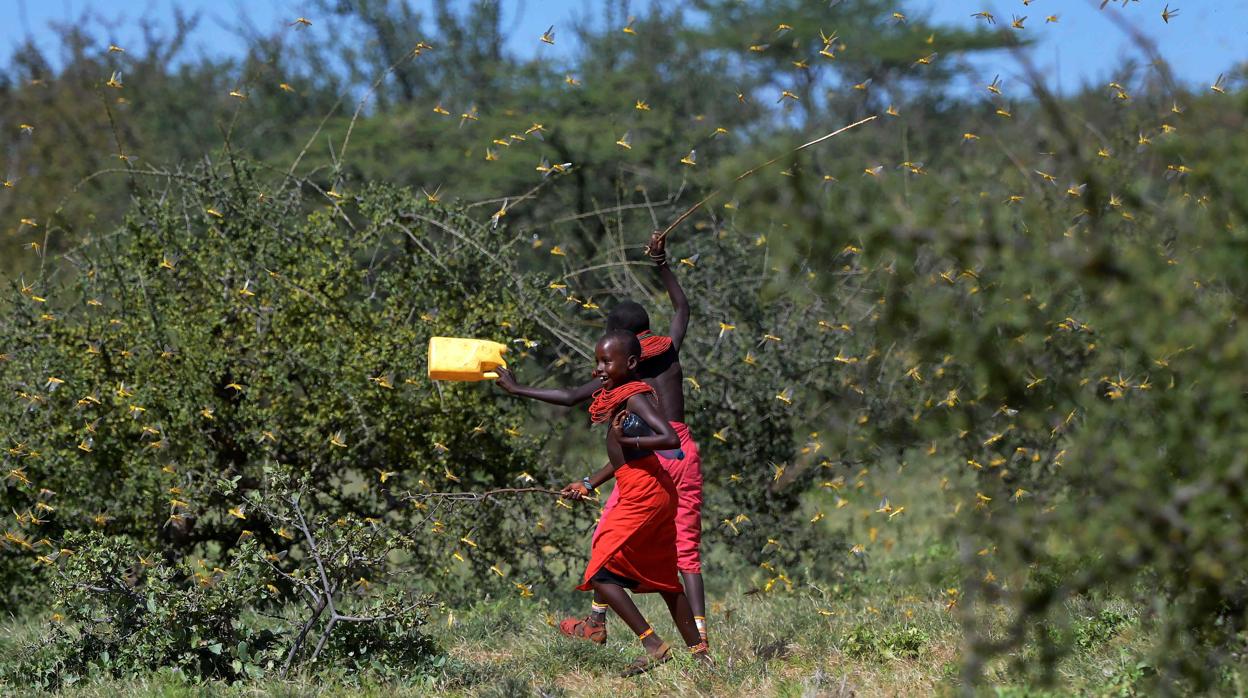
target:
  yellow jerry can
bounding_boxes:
[427,337,508,382]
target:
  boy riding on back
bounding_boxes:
[494,231,709,646]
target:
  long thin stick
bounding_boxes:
[406,486,564,502]
[656,115,878,242]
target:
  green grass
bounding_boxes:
[429,587,960,697]
[2,585,1164,697]
[0,471,1180,697]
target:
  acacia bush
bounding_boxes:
[0,160,576,682]
[835,82,1248,690]
[5,530,274,689]
[0,159,586,599]
[671,228,884,575]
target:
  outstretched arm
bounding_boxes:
[647,231,690,351]
[495,368,599,407]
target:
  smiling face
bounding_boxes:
[593,334,639,390]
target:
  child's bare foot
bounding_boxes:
[620,640,671,677]
[558,615,607,645]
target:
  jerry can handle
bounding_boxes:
[482,371,499,380]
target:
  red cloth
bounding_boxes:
[637,330,673,360]
[578,453,681,594]
[595,422,703,573]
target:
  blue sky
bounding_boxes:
[1,0,1243,94]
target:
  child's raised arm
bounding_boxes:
[647,231,690,351]
[495,367,600,407]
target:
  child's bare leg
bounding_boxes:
[680,571,706,640]
[593,582,665,655]
[659,590,701,647]
[591,589,608,621]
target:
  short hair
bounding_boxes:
[598,328,642,361]
[606,300,650,334]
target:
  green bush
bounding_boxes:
[4,531,273,689]
[843,82,1248,690]
[0,161,585,606]
[840,622,927,660]
[4,471,440,689]
[1074,608,1134,651]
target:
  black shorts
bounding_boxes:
[590,566,640,589]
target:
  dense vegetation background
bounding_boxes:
[1,0,1246,695]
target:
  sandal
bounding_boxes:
[558,615,607,645]
[690,641,714,667]
[620,641,671,677]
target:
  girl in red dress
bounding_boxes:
[560,329,706,675]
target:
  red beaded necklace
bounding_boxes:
[636,330,673,360]
[587,380,654,424]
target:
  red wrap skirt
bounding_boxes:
[577,453,682,594]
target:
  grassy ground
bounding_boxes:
[3,576,1159,697]
[1,471,1172,697]
[431,586,963,696]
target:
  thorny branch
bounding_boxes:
[266,491,432,677]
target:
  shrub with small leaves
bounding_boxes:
[0,160,585,610]
[5,530,273,689]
